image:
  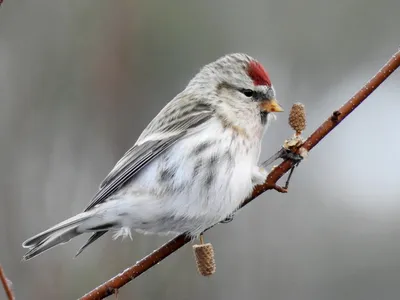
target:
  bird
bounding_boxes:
[22,53,284,260]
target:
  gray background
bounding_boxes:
[1,0,400,299]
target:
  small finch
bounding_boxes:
[22,53,284,260]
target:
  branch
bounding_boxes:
[0,265,14,300]
[80,49,400,300]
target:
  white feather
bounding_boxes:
[94,114,274,237]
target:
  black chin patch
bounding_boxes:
[260,111,269,124]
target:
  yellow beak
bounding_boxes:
[260,99,284,113]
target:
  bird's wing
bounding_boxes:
[84,100,213,211]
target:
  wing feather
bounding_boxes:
[84,101,213,211]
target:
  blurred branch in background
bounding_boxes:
[80,49,400,300]
[0,264,15,300]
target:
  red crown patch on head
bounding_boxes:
[247,61,271,86]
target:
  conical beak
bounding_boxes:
[260,99,284,113]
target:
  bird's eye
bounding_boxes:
[240,89,254,97]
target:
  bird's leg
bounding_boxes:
[283,163,298,190]
[280,148,303,164]
[260,147,304,191]
[261,148,303,169]
[260,148,286,169]
[280,148,303,189]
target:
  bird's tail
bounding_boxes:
[22,211,114,260]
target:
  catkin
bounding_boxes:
[289,103,306,135]
[193,243,216,276]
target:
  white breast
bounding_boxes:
[116,118,263,236]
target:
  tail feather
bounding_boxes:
[22,226,82,260]
[22,211,113,260]
[75,231,108,258]
[22,212,91,248]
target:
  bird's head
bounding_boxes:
[187,53,283,125]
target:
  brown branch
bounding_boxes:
[80,49,400,300]
[0,265,14,300]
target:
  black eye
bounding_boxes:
[240,89,254,97]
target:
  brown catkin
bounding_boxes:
[289,103,306,135]
[192,243,216,276]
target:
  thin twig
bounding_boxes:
[0,265,14,300]
[80,49,400,300]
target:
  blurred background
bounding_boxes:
[1,0,400,299]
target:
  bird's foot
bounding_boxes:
[281,148,303,165]
[260,142,307,191]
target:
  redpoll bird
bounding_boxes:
[22,53,283,260]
